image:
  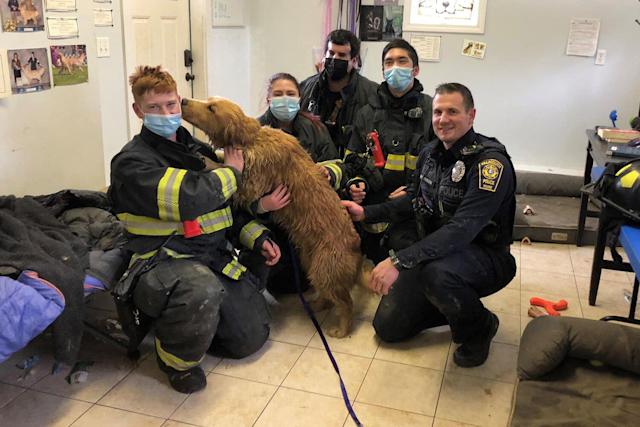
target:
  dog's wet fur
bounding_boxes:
[182,97,370,337]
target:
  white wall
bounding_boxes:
[206,0,640,174]
[205,0,329,116]
[95,0,128,186]
[0,1,122,196]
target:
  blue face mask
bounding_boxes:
[269,96,300,122]
[143,113,182,138]
[383,66,414,93]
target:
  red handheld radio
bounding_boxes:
[366,130,385,168]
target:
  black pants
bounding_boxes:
[372,244,516,344]
[239,223,309,295]
[133,258,269,368]
[360,219,419,264]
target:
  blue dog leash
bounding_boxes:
[289,243,363,427]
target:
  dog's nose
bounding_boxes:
[181,98,189,106]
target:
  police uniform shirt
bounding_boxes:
[365,128,516,268]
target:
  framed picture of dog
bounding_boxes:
[402,0,487,34]
[50,44,88,86]
[7,48,51,94]
[1,0,45,32]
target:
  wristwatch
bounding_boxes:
[388,249,404,270]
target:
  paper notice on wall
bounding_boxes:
[46,0,77,11]
[47,17,79,38]
[94,9,113,26]
[461,39,486,59]
[566,18,600,57]
[410,34,441,62]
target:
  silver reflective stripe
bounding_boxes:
[157,168,186,221]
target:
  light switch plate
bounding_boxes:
[595,49,606,65]
[96,37,110,58]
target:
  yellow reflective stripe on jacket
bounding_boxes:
[323,162,343,190]
[405,154,418,171]
[344,149,353,160]
[157,168,187,221]
[239,220,268,250]
[155,338,203,371]
[212,168,237,200]
[222,258,247,280]
[117,206,233,236]
[385,154,405,171]
[362,222,389,234]
[199,207,234,234]
[117,213,185,236]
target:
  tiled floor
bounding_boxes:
[1,242,636,427]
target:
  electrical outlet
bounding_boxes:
[96,37,110,58]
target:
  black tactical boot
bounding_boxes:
[453,311,499,367]
[157,356,206,394]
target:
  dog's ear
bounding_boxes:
[223,110,260,147]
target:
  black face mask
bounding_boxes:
[324,58,349,81]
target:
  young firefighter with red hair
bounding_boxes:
[109,66,280,393]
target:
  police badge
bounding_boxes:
[451,160,466,182]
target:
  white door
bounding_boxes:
[122,0,193,138]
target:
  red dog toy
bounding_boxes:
[530,297,568,316]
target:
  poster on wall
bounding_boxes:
[381,3,403,40]
[45,0,76,12]
[359,5,384,41]
[7,48,51,94]
[50,44,87,86]
[360,1,404,41]
[1,0,45,32]
[403,0,487,34]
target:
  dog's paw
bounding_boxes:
[325,325,350,338]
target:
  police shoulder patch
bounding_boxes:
[478,158,504,192]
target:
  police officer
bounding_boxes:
[342,83,516,367]
[109,66,280,393]
[300,29,378,157]
[341,38,434,262]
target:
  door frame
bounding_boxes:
[188,0,209,141]
[120,0,208,137]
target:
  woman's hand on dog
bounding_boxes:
[370,258,399,295]
[258,185,291,212]
[261,239,281,266]
[223,146,244,174]
[340,200,365,222]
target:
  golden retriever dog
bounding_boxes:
[58,52,86,74]
[182,97,370,337]
[21,64,45,83]
[18,0,39,26]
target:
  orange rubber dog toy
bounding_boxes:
[530,297,568,316]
